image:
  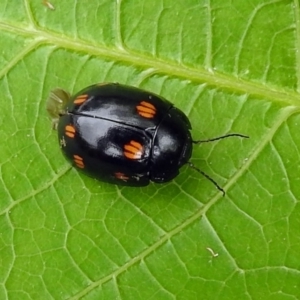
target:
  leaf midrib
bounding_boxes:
[0,21,300,108]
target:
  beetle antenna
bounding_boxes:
[193,133,249,144]
[187,162,225,197]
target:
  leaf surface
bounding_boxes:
[0,1,300,299]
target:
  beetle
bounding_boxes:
[46,82,248,195]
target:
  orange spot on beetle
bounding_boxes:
[73,155,84,168]
[124,140,143,160]
[136,101,156,118]
[74,94,88,105]
[65,125,76,138]
[115,172,129,181]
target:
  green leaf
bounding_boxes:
[1,0,300,299]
